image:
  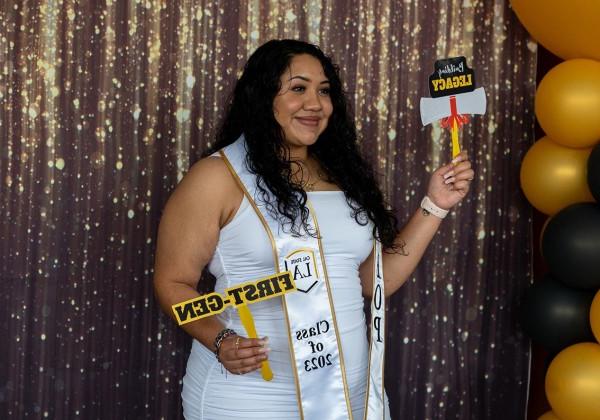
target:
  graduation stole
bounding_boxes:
[220,136,386,420]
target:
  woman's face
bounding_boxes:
[273,54,333,152]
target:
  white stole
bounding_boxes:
[220,136,386,420]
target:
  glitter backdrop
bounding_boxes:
[0,1,536,419]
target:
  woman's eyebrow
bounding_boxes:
[288,75,330,84]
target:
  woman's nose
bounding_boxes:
[303,89,323,110]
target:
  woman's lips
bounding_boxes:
[295,117,320,127]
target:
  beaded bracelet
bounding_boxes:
[214,328,237,362]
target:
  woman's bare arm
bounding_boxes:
[153,157,239,351]
[359,208,443,297]
[154,157,269,374]
[360,152,474,297]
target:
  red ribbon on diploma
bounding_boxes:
[440,96,470,130]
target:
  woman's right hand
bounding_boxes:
[218,335,271,375]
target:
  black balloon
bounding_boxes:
[521,275,595,354]
[542,203,600,289]
[589,143,600,202]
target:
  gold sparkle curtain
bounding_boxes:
[0,1,536,418]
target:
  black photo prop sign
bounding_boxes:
[428,56,475,98]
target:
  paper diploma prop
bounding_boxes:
[420,56,487,158]
[172,271,296,381]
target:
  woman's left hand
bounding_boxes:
[426,151,474,210]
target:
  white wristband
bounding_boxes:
[420,196,449,219]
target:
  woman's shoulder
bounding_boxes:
[168,154,241,215]
[183,154,233,189]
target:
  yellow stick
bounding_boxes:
[238,305,273,381]
[451,119,460,158]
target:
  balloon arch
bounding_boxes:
[511,0,600,419]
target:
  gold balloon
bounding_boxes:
[591,291,600,343]
[539,411,561,420]
[535,59,600,148]
[520,137,594,215]
[545,343,600,420]
[511,0,600,61]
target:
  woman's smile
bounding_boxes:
[295,116,321,127]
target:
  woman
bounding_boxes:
[154,39,473,419]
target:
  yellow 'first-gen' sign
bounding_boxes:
[172,271,295,325]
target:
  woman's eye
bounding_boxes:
[291,85,305,92]
[319,88,331,96]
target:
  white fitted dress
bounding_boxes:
[181,190,390,419]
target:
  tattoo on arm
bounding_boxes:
[395,238,409,256]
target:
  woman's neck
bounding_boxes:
[285,144,309,162]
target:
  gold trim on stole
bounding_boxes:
[362,240,386,420]
[381,248,386,420]
[306,199,354,418]
[219,150,305,419]
[363,241,376,420]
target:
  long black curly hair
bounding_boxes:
[211,39,399,249]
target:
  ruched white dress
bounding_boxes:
[182,190,390,419]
